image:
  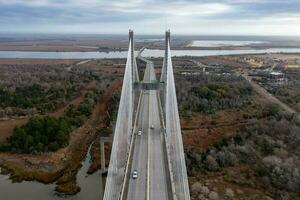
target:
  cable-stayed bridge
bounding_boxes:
[103,30,190,200]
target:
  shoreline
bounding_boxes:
[0,78,122,195]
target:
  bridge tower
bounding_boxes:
[129,30,140,85]
[160,30,191,200]
[159,30,170,115]
[103,30,139,200]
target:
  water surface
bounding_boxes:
[1,48,300,59]
[189,40,268,47]
[0,144,104,200]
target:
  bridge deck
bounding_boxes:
[126,60,172,200]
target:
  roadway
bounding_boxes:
[126,60,171,200]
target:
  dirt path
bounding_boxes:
[0,118,28,143]
[182,122,247,150]
[181,110,254,150]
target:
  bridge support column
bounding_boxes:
[101,141,105,172]
[100,136,112,174]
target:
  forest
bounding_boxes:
[187,110,300,197]
[176,73,253,114]
[0,89,102,153]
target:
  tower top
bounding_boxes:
[129,30,134,41]
[165,30,170,43]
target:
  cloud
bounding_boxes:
[0,0,300,35]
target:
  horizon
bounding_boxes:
[2,32,300,39]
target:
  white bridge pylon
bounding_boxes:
[103,30,139,200]
[103,30,190,200]
[162,31,190,200]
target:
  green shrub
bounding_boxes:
[2,116,70,153]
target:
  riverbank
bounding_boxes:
[0,142,105,200]
[0,78,122,195]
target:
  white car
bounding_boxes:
[138,130,142,136]
[151,124,154,129]
[132,170,138,179]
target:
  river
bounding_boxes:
[0,144,104,200]
[0,48,300,59]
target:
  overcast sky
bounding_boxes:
[1,0,300,35]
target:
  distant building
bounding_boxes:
[269,71,284,80]
[249,69,285,79]
[207,61,223,68]
[248,69,269,77]
[180,72,201,76]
